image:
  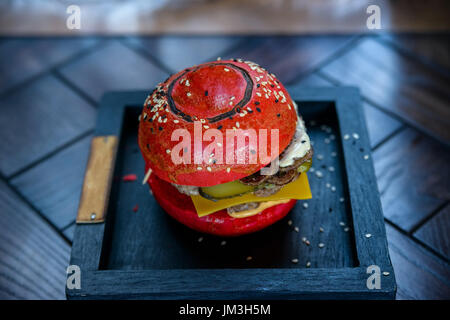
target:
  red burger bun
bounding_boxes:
[138,59,298,187]
[148,172,297,237]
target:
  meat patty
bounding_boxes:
[240,148,312,189]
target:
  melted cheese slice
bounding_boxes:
[191,173,312,217]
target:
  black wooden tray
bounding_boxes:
[67,87,396,299]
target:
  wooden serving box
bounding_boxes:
[67,87,396,299]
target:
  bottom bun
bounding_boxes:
[148,172,297,236]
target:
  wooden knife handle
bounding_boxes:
[76,136,118,224]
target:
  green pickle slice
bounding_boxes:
[200,180,255,201]
[297,159,312,173]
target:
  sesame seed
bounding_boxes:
[326,183,331,188]
[207,167,212,172]
[166,149,171,154]
[305,240,310,246]
[301,237,307,242]
[217,142,222,147]
[365,233,372,238]
[363,154,370,160]
[339,197,345,203]
[203,125,209,129]
[220,240,226,246]
[318,243,325,248]
[236,122,240,128]
[226,168,231,173]
[344,227,350,232]
[294,227,299,232]
[217,57,221,61]
[303,202,309,209]
[291,258,298,264]
[339,221,346,226]
[320,227,324,233]
[256,107,261,112]
[317,154,323,160]
[331,151,337,157]
[187,92,191,97]
[246,256,253,261]
[328,166,335,172]
[256,92,262,97]
[224,68,230,72]
[288,220,293,226]
[198,237,203,242]
[331,186,336,192]
[343,134,350,140]
[306,261,311,268]
[352,133,360,139]
[315,171,323,178]
[197,167,202,171]
[383,272,390,276]
[173,119,179,123]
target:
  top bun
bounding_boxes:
[138,59,298,187]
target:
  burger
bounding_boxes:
[138,59,313,236]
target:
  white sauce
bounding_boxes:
[279,112,311,167]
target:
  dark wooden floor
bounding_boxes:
[0,35,449,300]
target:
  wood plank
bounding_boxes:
[290,73,404,148]
[0,75,96,177]
[414,203,450,259]
[222,36,356,84]
[63,224,76,243]
[363,102,403,148]
[0,180,70,299]
[69,268,394,300]
[386,224,450,299]
[321,38,450,143]
[11,135,92,230]
[0,38,98,94]
[58,41,169,102]
[4,1,450,35]
[379,34,450,72]
[77,136,118,223]
[124,36,243,72]
[373,128,450,232]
